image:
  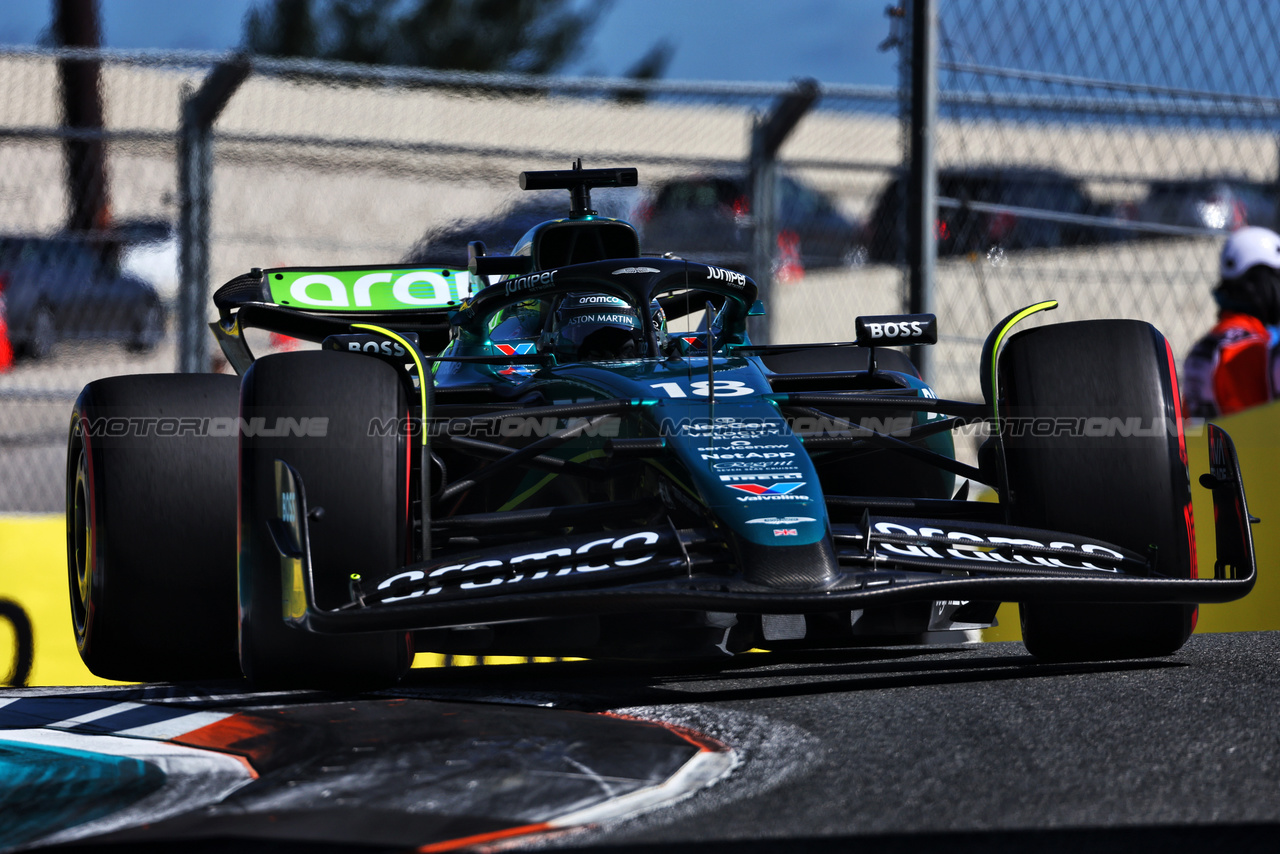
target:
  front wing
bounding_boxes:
[268,424,1256,634]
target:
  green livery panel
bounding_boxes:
[266,266,473,312]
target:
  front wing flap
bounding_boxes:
[268,424,1256,634]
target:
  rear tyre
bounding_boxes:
[67,374,241,681]
[238,350,411,689]
[1001,319,1196,661]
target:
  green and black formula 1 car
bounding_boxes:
[66,164,1256,687]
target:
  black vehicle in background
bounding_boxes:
[1129,177,1279,236]
[635,173,864,274]
[0,234,165,359]
[865,167,1111,263]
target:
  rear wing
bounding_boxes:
[210,264,473,371]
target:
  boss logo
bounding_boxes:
[868,321,922,338]
[324,332,420,358]
[855,314,937,345]
[348,340,406,357]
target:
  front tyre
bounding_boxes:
[238,351,411,688]
[1001,319,1196,661]
[68,374,241,681]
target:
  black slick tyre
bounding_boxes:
[238,350,411,689]
[1000,319,1196,661]
[67,373,241,681]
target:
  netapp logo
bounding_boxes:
[375,531,661,601]
[701,452,795,460]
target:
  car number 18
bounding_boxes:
[650,380,754,398]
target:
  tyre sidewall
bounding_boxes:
[238,350,410,688]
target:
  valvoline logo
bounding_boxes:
[494,342,536,356]
[727,482,804,496]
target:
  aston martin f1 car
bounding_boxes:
[66,163,1256,687]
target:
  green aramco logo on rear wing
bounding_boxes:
[268,267,471,311]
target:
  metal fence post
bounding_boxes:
[748,78,819,346]
[176,57,250,373]
[177,93,207,374]
[749,122,775,344]
[906,0,937,382]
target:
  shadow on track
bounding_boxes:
[389,644,1187,710]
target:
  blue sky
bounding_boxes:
[0,0,899,86]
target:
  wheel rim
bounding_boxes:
[69,448,92,642]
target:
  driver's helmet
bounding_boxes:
[549,293,667,360]
[488,298,546,340]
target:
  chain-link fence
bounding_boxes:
[2,0,1278,511]
[0,50,204,512]
[921,0,1280,398]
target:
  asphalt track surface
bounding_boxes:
[30,631,1280,854]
